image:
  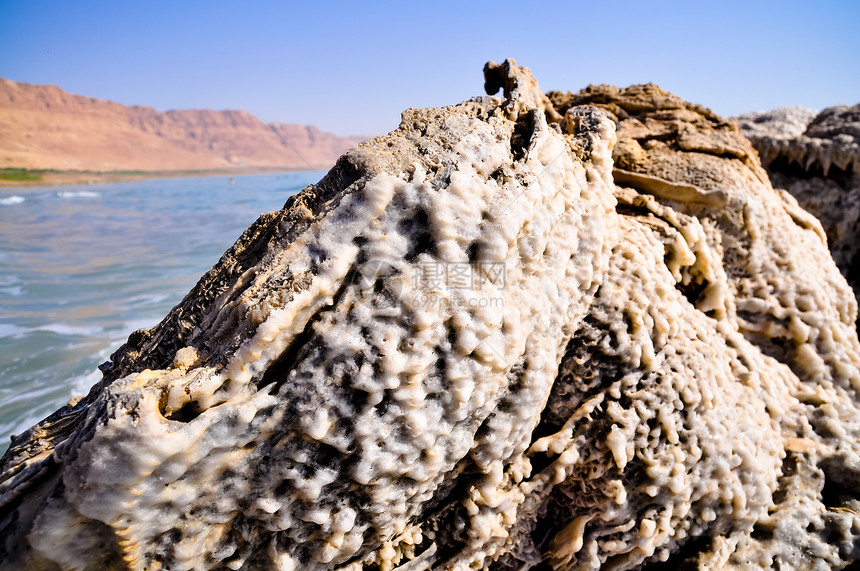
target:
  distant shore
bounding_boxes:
[0,166,329,188]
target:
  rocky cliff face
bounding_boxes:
[737,105,860,303]
[2,61,860,570]
[0,78,363,171]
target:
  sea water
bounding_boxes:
[0,171,318,454]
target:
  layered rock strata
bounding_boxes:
[737,105,860,300]
[2,60,860,570]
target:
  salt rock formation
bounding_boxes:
[737,104,860,302]
[735,106,819,141]
[2,60,860,570]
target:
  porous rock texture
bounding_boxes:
[2,60,860,570]
[737,105,860,302]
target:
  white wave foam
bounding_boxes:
[1,321,110,340]
[37,323,104,337]
[0,286,23,297]
[69,368,103,400]
[1,383,62,407]
[0,323,27,338]
[0,195,25,205]
[57,191,100,199]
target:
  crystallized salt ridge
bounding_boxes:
[739,103,860,312]
[3,61,860,571]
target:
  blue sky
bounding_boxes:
[1,0,858,136]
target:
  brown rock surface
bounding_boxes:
[0,78,363,171]
[2,61,860,570]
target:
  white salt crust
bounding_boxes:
[4,61,860,571]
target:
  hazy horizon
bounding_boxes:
[1,0,858,137]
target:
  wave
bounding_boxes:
[37,323,105,337]
[69,368,103,400]
[125,293,172,305]
[0,323,28,338]
[0,286,24,297]
[0,367,102,442]
[0,195,25,206]
[0,323,106,339]
[0,275,19,285]
[57,191,100,199]
[0,314,162,341]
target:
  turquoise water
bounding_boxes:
[0,172,316,454]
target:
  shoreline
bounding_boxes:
[0,165,329,188]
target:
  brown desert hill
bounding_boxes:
[0,77,364,172]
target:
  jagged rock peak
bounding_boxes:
[735,106,819,140]
[738,104,860,176]
[738,103,860,306]
[806,104,860,141]
[2,61,860,571]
